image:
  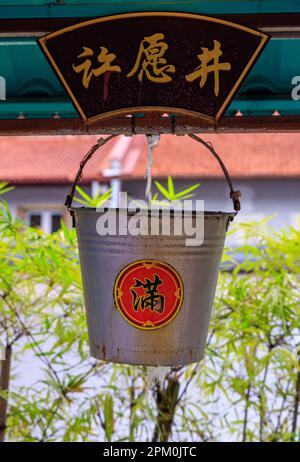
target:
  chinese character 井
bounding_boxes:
[130,274,165,314]
[185,40,231,97]
[127,33,175,83]
[72,46,121,89]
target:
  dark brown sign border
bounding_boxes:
[38,12,269,125]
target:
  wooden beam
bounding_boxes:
[0,115,299,136]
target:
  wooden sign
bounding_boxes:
[38,12,269,124]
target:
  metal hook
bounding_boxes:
[171,115,176,134]
[131,116,136,135]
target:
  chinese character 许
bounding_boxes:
[73,46,121,89]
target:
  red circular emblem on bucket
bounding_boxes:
[114,260,184,330]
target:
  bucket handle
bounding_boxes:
[65,133,241,224]
[65,134,117,213]
[189,134,241,214]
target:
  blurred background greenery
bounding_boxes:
[0,183,299,442]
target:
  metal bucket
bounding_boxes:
[65,134,241,366]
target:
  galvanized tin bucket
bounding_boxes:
[65,134,241,366]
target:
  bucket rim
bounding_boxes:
[70,206,235,218]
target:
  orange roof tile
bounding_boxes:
[129,133,300,179]
[0,133,299,184]
[0,135,116,184]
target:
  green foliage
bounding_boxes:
[72,176,200,208]
[0,188,299,442]
[0,182,14,196]
[103,395,114,442]
[73,185,112,208]
[153,176,200,204]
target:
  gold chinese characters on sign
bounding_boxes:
[73,46,121,89]
[127,33,175,83]
[38,12,269,124]
[185,40,231,97]
[72,34,230,94]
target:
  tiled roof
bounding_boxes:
[129,133,300,179]
[0,133,299,184]
[0,135,116,184]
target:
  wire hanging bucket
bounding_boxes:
[65,134,241,366]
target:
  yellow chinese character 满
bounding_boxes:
[185,40,231,96]
[72,46,121,89]
[127,33,175,83]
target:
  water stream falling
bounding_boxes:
[144,135,171,391]
[146,366,170,391]
[145,134,160,206]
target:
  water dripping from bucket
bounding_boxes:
[146,366,170,391]
[145,134,160,206]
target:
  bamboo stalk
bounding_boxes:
[153,373,180,442]
[0,345,12,443]
[291,352,300,441]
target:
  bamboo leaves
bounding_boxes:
[73,186,112,208]
[0,185,299,442]
[154,176,200,203]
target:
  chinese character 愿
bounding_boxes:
[127,33,175,83]
[185,40,231,97]
[130,274,165,314]
[73,46,121,89]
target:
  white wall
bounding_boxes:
[3,179,300,234]
[123,178,300,230]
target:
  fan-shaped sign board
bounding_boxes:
[38,12,269,125]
